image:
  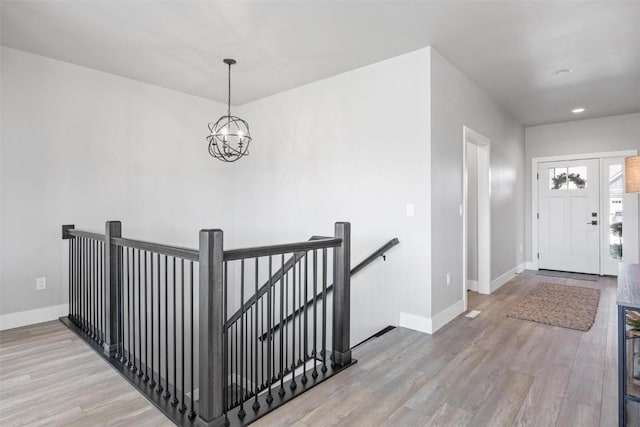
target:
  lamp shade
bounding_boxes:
[626,156,640,193]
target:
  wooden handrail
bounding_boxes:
[67,229,106,241]
[112,236,199,261]
[223,237,341,261]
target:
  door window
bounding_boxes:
[608,164,624,260]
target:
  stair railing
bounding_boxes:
[258,237,400,341]
[61,221,354,427]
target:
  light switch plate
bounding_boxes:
[406,204,415,217]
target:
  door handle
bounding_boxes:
[587,221,598,225]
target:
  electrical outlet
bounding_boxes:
[36,277,46,290]
[446,273,451,286]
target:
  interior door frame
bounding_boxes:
[463,126,491,310]
[530,149,638,272]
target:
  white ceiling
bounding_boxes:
[2,1,639,126]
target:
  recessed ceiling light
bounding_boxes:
[572,108,585,114]
[553,68,572,76]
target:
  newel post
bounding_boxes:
[333,221,352,366]
[103,220,122,356]
[198,229,226,426]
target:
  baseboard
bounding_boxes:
[516,263,526,274]
[429,299,466,334]
[0,303,69,331]
[525,261,537,271]
[399,298,466,335]
[466,280,479,292]
[491,266,519,293]
[399,312,430,334]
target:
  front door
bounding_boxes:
[538,159,600,274]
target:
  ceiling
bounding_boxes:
[2,1,639,126]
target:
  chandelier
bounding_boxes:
[206,59,252,162]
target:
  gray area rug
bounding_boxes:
[506,282,601,331]
[536,269,599,282]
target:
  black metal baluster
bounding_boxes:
[290,258,297,391]
[156,253,163,394]
[302,252,308,384]
[266,255,273,404]
[322,248,327,373]
[279,254,285,397]
[86,238,89,333]
[238,259,246,418]
[128,248,134,367]
[261,294,265,390]
[94,240,98,342]
[88,238,91,335]
[89,240,93,339]
[69,237,73,322]
[223,262,228,411]
[284,271,288,374]
[143,251,149,382]
[99,242,104,345]
[246,305,250,401]
[137,249,144,377]
[299,256,303,364]
[117,246,122,361]
[179,258,187,413]
[80,237,84,331]
[235,321,238,406]
[149,253,156,388]
[272,263,277,384]
[120,247,129,367]
[132,249,138,373]
[189,260,196,420]
[312,250,318,379]
[163,255,170,399]
[253,257,260,411]
[171,257,179,406]
[77,237,81,326]
[78,237,81,326]
[249,304,253,400]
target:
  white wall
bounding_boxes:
[234,49,432,343]
[430,48,525,319]
[0,47,235,317]
[2,45,527,338]
[525,113,640,264]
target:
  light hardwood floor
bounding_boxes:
[0,319,172,426]
[0,271,617,426]
[254,271,617,427]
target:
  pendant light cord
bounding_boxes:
[227,62,231,118]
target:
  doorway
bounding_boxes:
[463,126,491,309]
[532,150,639,276]
[538,159,600,274]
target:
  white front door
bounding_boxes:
[538,159,600,274]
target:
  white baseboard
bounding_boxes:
[0,303,69,331]
[466,280,479,292]
[429,299,466,334]
[525,261,538,271]
[491,266,520,293]
[399,298,466,335]
[516,263,526,274]
[399,311,430,334]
